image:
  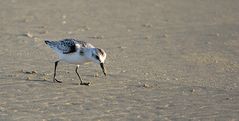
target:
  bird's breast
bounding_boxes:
[59,52,90,64]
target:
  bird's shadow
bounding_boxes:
[27,79,80,85]
[27,79,53,83]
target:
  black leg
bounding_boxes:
[75,65,90,86]
[53,61,62,83]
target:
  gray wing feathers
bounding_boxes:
[45,39,94,54]
[58,39,77,54]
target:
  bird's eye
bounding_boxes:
[95,55,100,60]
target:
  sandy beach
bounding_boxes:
[0,0,239,120]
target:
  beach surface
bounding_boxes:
[0,0,239,120]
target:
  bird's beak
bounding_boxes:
[100,63,107,76]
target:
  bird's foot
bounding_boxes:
[53,78,62,83]
[80,82,90,86]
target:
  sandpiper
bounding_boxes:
[45,38,107,85]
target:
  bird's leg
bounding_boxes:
[75,65,90,86]
[53,61,62,83]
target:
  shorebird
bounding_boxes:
[45,38,107,85]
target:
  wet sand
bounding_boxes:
[0,0,239,120]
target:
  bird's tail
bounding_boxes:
[44,40,57,48]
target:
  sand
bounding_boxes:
[0,0,239,120]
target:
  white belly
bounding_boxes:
[58,53,91,64]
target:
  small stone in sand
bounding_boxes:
[26,77,31,80]
[42,78,47,81]
[144,36,151,39]
[142,23,152,28]
[84,26,90,30]
[94,73,99,77]
[21,70,37,74]
[164,104,169,108]
[40,30,48,34]
[62,21,66,24]
[39,26,46,29]
[67,31,73,34]
[32,71,37,74]
[34,37,41,41]
[23,32,33,38]
[90,35,104,39]
[166,77,170,81]
[225,97,232,100]
[119,46,127,49]
[79,29,85,32]
[162,34,168,38]
[121,70,126,73]
[190,89,195,93]
[143,84,150,88]
[65,102,71,105]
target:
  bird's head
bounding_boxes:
[91,48,107,76]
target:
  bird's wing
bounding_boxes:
[57,39,94,54]
[56,39,77,54]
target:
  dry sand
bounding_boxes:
[0,0,239,120]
